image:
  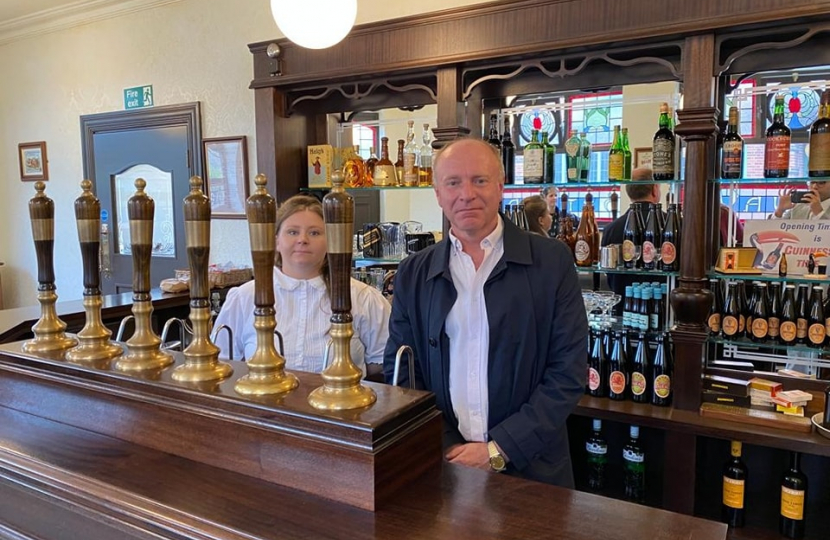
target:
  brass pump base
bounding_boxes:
[66,294,123,365]
[308,322,376,411]
[114,299,173,372]
[172,306,232,383]
[23,288,78,354]
[234,313,297,396]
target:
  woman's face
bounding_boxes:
[545,189,557,212]
[276,209,327,276]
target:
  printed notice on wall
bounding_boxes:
[743,219,830,275]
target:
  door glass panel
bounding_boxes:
[113,164,176,258]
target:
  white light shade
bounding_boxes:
[271,0,357,50]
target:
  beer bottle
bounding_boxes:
[768,282,782,343]
[574,194,596,267]
[737,281,747,337]
[630,332,650,404]
[623,286,634,329]
[745,282,758,339]
[608,331,628,401]
[651,333,672,407]
[795,284,810,344]
[639,287,653,333]
[780,285,798,346]
[722,441,748,528]
[750,283,769,343]
[585,419,608,491]
[642,203,661,271]
[824,291,830,347]
[721,106,745,180]
[660,203,680,272]
[721,281,741,339]
[623,425,646,503]
[651,287,665,332]
[779,452,807,539]
[709,278,723,335]
[588,329,608,398]
[622,203,644,269]
[807,286,826,348]
[765,94,791,178]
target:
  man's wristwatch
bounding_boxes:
[487,440,507,472]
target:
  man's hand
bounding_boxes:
[774,187,795,218]
[804,188,824,217]
[445,442,491,470]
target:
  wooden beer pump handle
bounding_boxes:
[29,182,57,288]
[184,176,211,302]
[127,179,154,301]
[247,174,277,312]
[74,180,102,295]
[323,170,354,323]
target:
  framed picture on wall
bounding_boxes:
[634,147,653,170]
[18,141,49,181]
[203,136,249,219]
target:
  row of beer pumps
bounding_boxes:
[22,169,376,411]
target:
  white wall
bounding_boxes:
[0,0,496,308]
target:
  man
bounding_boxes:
[383,138,587,488]
[773,180,830,219]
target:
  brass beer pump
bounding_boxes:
[22,181,78,354]
[66,180,123,364]
[308,169,377,411]
[114,178,173,372]
[234,174,298,396]
[172,176,232,382]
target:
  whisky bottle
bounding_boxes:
[395,139,405,185]
[780,284,798,346]
[780,452,807,539]
[608,125,624,181]
[623,425,646,503]
[402,120,419,187]
[574,193,596,267]
[722,441,748,528]
[523,129,545,184]
[585,419,608,491]
[373,137,397,187]
[807,285,826,348]
[502,117,516,184]
[565,130,581,182]
[365,146,378,183]
[622,127,633,181]
[419,123,433,187]
[809,89,830,177]
[765,94,791,178]
[721,106,744,179]
[653,102,676,180]
[608,331,628,401]
[579,132,592,182]
[542,131,555,184]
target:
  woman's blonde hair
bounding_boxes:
[274,195,330,292]
[522,195,549,236]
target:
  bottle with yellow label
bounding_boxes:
[780,451,807,539]
[722,441,747,528]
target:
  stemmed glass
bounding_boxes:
[594,291,622,326]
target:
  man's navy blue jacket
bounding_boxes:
[384,217,588,488]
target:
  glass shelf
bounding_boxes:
[707,270,829,284]
[354,256,403,265]
[303,178,684,191]
[301,185,432,192]
[708,335,830,356]
[713,176,830,185]
[548,179,683,188]
[577,266,678,277]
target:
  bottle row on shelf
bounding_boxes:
[584,421,646,503]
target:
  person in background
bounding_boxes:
[521,195,552,236]
[542,186,578,237]
[383,138,587,488]
[719,203,744,245]
[773,180,830,219]
[214,195,391,376]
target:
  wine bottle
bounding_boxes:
[642,203,661,271]
[630,332,650,403]
[608,125,624,181]
[780,452,807,539]
[585,419,608,491]
[623,425,646,503]
[651,333,671,406]
[807,285,826,348]
[708,278,723,335]
[722,441,748,528]
[574,194,596,268]
[780,285,798,346]
[721,106,744,180]
[587,329,608,398]
[765,94,791,178]
[523,129,545,184]
[622,203,643,269]
[502,117,516,185]
[579,132,592,182]
[721,281,741,339]
[808,89,830,177]
[622,127,633,181]
[653,102,676,180]
[542,131,555,184]
[608,331,628,401]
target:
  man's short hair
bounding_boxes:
[625,183,655,201]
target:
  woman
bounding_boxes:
[213,195,391,375]
[522,195,553,236]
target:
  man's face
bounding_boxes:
[433,140,504,239]
[811,180,830,201]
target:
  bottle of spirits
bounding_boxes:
[487,113,502,155]
[587,328,608,398]
[708,278,723,335]
[419,123,433,187]
[630,332,650,403]
[780,451,807,539]
[722,441,748,528]
[579,132,592,182]
[660,203,681,272]
[642,203,661,271]
[653,102,676,180]
[542,131,555,184]
[795,283,810,344]
[622,127,633,181]
[768,282,782,344]
[623,425,646,503]
[622,203,644,269]
[721,106,744,179]
[780,284,798,346]
[565,130,581,182]
[343,145,367,188]
[750,283,769,343]
[608,331,628,401]
[365,146,378,183]
[765,94,791,178]
[502,117,516,184]
[574,193,596,268]
[374,137,397,187]
[809,90,830,177]
[395,139,405,185]
[402,121,419,187]
[807,285,826,348]
[651,333,671,406]
[523,129,545,184]
[585,419,608,491]
[721,281,741,339]
[608,125,624,181]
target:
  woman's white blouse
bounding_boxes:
[213,267,391,374]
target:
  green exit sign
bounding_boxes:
[124,85,154,109]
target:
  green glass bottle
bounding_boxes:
[653,102,676,180]
[565,130,581,183]
[622,127,633,181]
[542,131,555,184]
[608,125,624,181]
[579,132,592,182]
[524,129,544,184]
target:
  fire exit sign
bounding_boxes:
[124,85,154,109]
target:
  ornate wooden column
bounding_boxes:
[432,66,470,148]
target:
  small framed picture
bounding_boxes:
[18,141,49,181]
[634,147,653,170]
[203,136,250,219]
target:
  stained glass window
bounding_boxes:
[765,84,820,131]
[518,106,560,145]
[723,80,756,138]
[569,92,623,147]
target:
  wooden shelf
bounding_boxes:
[574,396,830,457]
[726,525,791,540]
